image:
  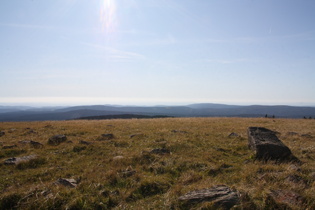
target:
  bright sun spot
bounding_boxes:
[100,0,117,33]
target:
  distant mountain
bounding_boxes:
[0,103,314,122]
[187,103,241,109]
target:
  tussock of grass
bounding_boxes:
[0,118,314,209]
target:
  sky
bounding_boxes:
[1,0,315,106]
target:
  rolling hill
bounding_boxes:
[0,103,314,121]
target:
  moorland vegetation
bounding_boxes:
[0,117,314,209]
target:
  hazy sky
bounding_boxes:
[1,0,315,106]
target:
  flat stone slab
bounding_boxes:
[179,185,240,209]
[247,127,298,162]
[4,155,37,165]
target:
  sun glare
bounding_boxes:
[100,0,117,33]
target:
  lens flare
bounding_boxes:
[100,0,117,33]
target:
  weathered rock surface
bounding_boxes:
[247,127,299,162]
[97,133,114,140]
[4,155,37,165]
[48,135,67,145]
[55,178,77,188]
[179,185,240,209]
[267,190,305,208]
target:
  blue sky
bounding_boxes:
[1,0,315,106]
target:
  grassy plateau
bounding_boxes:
[0,117,314,209]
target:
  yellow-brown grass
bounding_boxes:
[0,117,314,209]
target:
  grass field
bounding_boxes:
[0,117,314,209]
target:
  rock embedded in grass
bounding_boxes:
[228,132,239,137]
[113,156,124,161]
[247,127,299,162]
[97,133,114,141]
[178,185,240,209]
[48,135,67,146]
[4,155,37,165]
[55,178,78,188]
[79,140,92,145]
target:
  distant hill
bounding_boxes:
[76,114,173,120]
[0,103,314,121]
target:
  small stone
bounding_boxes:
[97,134,114,141]
[55,178,77,188]
[27,129,37,134]
[48,135,67,146]
[113,156,124,161]
[228,132,239,137]
[79,140,92,145]
[30,141,44,149]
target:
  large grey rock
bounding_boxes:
[247,127,299,162]
[179,185,240,209]
[48,135,67,145]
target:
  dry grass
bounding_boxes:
[0,117,314,209]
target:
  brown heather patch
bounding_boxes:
[0,117,314,209]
